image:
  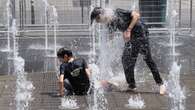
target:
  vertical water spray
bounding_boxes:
[11,19,34,110]
[51,6,58,72]
[167,5,178,61]
[6,0,12,51]
[90,0,101,62]
[15,57,34,110]
[89,64,108,110]
[88,1,108,110]
[42,0,51,73]
[166,0,186,110]
[12,19,17,58]
[97,7,116,78]
[5,0,14,74]
[131,0,139,10]
[168,62,185,110]
[51,6,58,57]
[43,0,49,50]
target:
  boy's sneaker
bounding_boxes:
[160,84,166,95]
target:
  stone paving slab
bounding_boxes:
[0,72,195,110]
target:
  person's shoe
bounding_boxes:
[127,84,137,92]
[160,84,166,95]
[128,87,137,91]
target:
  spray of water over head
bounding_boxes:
[90,7,114,25]
[103,8,114,17]
[90,7,103,25]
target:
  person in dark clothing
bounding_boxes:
[57,48,91,96]
[91,7,166,95]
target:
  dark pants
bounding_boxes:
[64,80,74,95]
[122,37,163,88]
[64,79,90,95]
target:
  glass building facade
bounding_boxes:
[139,0,167,27]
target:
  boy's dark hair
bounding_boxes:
[57,48,73,58]
[90,7,102,25]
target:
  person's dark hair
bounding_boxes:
[57,48,73,58]
[90,7,103,25]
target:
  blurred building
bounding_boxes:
[0,0,194,74]
[0,0,194,28]
[139,0,167,28]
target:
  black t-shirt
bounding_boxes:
[60,58,90,93]
[108,8,149,38]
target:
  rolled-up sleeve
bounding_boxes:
[60,64,65,75]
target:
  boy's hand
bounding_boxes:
[123,29,131,42]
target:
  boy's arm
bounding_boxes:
[58,74,64,96]
[123,10,140,41]
[58,64,66,96]
[127,10,140,31]
[85,67,91,79]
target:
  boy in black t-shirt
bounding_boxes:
[57,48,91,96]
[90,7,166,95]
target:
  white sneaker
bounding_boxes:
[160,84,166,95]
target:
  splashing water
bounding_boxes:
[10,18,34,110]
[51,6,58,57]
[131,0,139,10]
[166,0,186,110]
[167,0,180,61]
[107,74,129,91]
[6,0,12,51]
[166,62,186,110]
[91,0,101,7]
[88,1,109,109]
[42,0,49,50]
[103,8,114,17]
[125,94,145,109]
[88,64,108,110]
[59,97,79,110]
[15,57,34,110]
[97,33,124,79]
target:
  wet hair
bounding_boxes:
[57,48,73,58]
[90,7,103,25]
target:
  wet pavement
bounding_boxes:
[0,72,195,110]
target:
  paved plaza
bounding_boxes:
[0,72,194,110]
